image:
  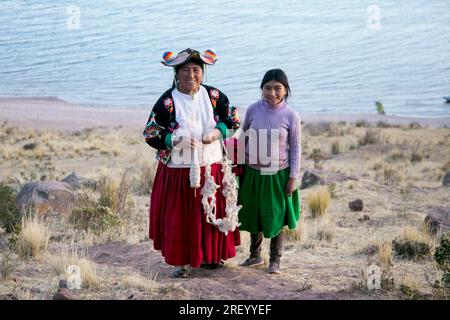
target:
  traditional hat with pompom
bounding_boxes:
[161,48,218,67]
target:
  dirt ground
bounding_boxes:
[1,98,449,300]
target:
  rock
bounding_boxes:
[53,288,77,300]
[23,142,38,150]
[62,172,97,190]
[443,172,450,187]
[16,181,76,215]
[300,169,358,190]
[424,206,450,236]
[0,294,18,300]
[59,279,68,289]
[358,214,370,222]
[300,170,324,189]
[349,199,364,211]
[366,245,378,256]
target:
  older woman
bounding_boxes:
[143,48,241,278]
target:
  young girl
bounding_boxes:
[238,69,301,274]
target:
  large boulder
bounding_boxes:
[443,172,450,187]
[424,206,450,236]
[16,181,76,215]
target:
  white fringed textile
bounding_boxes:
[200,142,242,235]
[201,164,219,225]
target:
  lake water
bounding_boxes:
[1,0,449,117]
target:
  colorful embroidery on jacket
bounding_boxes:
[163,97,174,113]
[143,112,165,139]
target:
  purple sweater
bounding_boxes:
[242,99,301,178]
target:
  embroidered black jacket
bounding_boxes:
[143,84,240,164]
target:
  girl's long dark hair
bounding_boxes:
[260,69,291,100]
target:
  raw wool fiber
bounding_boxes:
[200,149,241,235]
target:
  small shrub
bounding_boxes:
[16,216,49,259]
[356,262,394,292]
[372,161,383,171]
[410,143,423,163]
[122,273,159,292]
[408,122,422,130]
[376,165,402,185]
[300,216,335,244]
[378,242,393,267]
[71,202,121,236]
[434,233,450,288]
[387,150,405,162]
[0,184,22,234]
[410,152,423,163]
[309,148,325,169]
[327,183,337,198]
[98,172,132,216]
[399,278,421,300]
[134,162,157,195]
[355,120,370,128]
[441,161,450,172]
[282,224,303,243]
[307,188,331,218]
[331,140,340,155]
[358,129,380,146]
[304,122,333,136]
[376,121,391,128]
[47,246,100,289]
[392,226,434,260]
[0,250,20,281]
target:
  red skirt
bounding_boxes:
[149,162,241,268]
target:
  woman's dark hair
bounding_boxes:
[260,69,291,100]
[173,58,204,88]
[174,57,204,74]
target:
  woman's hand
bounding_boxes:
[285,178,297,197]
[173,136,199,149]
[202,128,222,144]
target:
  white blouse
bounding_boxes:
[167,85,223,168]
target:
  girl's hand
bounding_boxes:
[286,178,297,197]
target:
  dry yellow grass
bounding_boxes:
[400,273,420,292]
[284,215,335,247]
[400,226,434,247]
[307,188,331,218]
[17,216,50,259]
[377,241,393,267]
[122,272,160,292]
[47,244,100,289]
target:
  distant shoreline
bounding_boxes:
[1,96,449,131]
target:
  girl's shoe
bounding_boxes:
[268,262,280,274]
[239,256,264,267]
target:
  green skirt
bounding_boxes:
[238,165,300,238]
